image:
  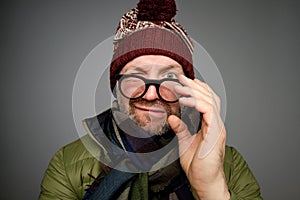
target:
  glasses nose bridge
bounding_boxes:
[145,79,161,89]
[144,80,161,98]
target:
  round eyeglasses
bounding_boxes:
[116,74,182,103]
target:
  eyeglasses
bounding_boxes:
[116,74,182,103]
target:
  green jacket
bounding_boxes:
[39,135,262,199]
[40,108,262,199]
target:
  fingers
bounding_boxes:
[194,79,221,113]
[178,75,211,97]
[179,97,214,127]
[174,86,215,109]
[176,75,221,114]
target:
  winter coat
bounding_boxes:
[39,110,262,199]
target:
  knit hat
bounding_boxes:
[110,0,194,93]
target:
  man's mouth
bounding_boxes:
[134,105,167,119]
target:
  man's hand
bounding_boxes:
[168,75,230,200]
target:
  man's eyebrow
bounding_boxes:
[158,65,182,74]
[123,65,181,74]
[123,66,148,73]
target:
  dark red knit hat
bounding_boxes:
[110,0,194,93]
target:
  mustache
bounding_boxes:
[129,98,167,107]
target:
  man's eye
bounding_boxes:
[164,73,177,79]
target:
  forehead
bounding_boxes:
[120,55,183,74]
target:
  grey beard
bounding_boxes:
[116,89,180,136]
[128,113,171,136]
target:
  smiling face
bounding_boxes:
[116,55,185,135]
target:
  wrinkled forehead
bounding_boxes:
[120,55,184,75]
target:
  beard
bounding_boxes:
[117,96,181,136]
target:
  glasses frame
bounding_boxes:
[116,74,181,103]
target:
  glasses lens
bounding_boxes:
[120,76,145,99]
[159,80,182,102]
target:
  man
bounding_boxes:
[39,0,262,199]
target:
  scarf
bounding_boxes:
[83,106,199,200]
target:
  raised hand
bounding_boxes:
[168,75,230,199]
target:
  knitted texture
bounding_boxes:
[137,0,176,22]
[110,0,194,93]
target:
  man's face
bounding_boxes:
[116,55,184,135]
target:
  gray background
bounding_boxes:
[1,0,299,199]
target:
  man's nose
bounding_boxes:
[142,85,159,101]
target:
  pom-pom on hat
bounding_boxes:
[110,0,194,93]
[137,0,176,22]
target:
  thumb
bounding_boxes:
[168,115,194,150]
